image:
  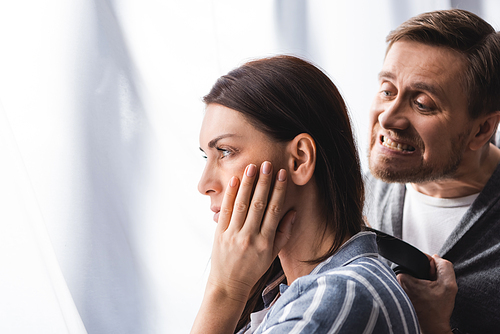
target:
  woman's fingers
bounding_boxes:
[219,161,288,241]
[227,163,259,231]
[210,162,292,299]
[217,176,240,232]
[259,168,288,239]
[242,162,274,233]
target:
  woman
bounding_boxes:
[192,55,419,333]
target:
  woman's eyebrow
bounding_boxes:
[208,134,236,148]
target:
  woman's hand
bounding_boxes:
[191,161,295,334]
[208,162,295,300]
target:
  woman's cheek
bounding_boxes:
[221,164,247,193]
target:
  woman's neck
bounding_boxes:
[277,201,336,285]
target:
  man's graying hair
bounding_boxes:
[386,9,500,119]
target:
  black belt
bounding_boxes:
[366,227,431,280]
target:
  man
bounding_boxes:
[365,9,500,334]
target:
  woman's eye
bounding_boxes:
[217,148,232,158]
[382,90,392,97]
[199,149,207,160]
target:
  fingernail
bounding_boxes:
[278,169,286,182]
[291,212,297,225]
[229,176,238,187]
[262,161,271,175]
[246,164,257,177]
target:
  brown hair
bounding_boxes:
[203,55,364,332]
[386,9,500,119]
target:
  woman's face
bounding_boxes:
[198,103,288,222]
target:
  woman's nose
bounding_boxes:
[198,165,220,196]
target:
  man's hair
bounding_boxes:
[386,9,500,119]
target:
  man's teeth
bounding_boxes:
[382,137,415,152]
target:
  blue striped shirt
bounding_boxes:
[252,232,419,334]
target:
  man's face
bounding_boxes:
[368,40,472,183]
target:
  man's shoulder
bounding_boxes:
[363,172,405,224]
[481,161,500,198]
[364,172,395,199]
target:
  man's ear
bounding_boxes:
[287,133,316,186]
[469,111,500,151]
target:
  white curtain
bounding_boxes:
[1,0,499,333]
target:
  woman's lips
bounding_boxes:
[211,206,221,223]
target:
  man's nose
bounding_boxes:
[378,98,410,131]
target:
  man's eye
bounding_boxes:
[415,101,426,109]
[381,90,394,98]
[413,100,433,112]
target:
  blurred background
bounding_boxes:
[1,0,499,333]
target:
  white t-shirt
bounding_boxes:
[402,184,479,255]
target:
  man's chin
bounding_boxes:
[370,170,417,183]
[368,156,415,183]
[369,163,459,184]
[369,166,417,183]
[368,158,426,183]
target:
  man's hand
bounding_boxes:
[397,254,458,334]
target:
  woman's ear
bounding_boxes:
[287,133,316,186]
[469,111,500,151]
